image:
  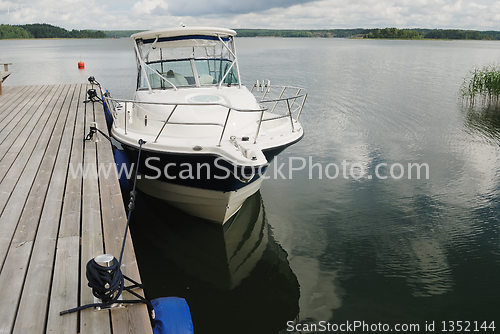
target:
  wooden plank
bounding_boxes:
[58,84,86,240]
[9,84,72,246]
[0,85,41,127]
[0,86,33,117]
[12,84,77,334]
[0,85,57,203]
[0,83,151,334]
[0,85,47,162]
[0,85,43,133]
[0,85,64,269]
[94,96,153,334]
[0,241,33,334]
[0,71,11,80]
[0,66,13,95]
[0,85,71,334]
[45,83,86,334]
[0,72,11,95]
[80,84,112,334]
[0,85,66,334]
[0,85,53,188]
[0,63,12,71]
[0,87,59,252]
[44,236,80,334]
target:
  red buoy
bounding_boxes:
[78,61,85,69]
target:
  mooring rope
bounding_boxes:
[60,92,153,324]
[84,122,113,143]
[120,139,145,264]
[83,76,104,104]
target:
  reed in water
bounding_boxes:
[461,64,500,108]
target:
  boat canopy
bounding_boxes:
[132,27,241,92]
[131,27,236,48]
[131,27,236,41]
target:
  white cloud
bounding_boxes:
[0,0,499,30]
[131,0,168,17]
[164,0,317,16]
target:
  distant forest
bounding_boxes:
[1,24,500,41]
[363,27,496,40]
[0,23,106,39]
[234,29,365,38]
[237,28,500,40]
[105,30,145,38]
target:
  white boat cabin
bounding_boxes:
[131,27,241,92]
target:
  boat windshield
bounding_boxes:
[135,35,240,91]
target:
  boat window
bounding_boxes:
[194,59,238,85]
[139,60,194,89]
[136,36,240,90]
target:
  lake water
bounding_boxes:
[2,37,500,333]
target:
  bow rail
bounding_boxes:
[102,84,306,146]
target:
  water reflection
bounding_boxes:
[289,256,342,321]
[5,37,500,328]
[462,104,500,145]
[129,190,300,333]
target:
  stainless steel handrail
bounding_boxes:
[103,84,307,145]
[154,105,178,143]
[251,83,307,120]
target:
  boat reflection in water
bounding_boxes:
[129,190,300,333]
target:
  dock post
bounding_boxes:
[0,62,13,95]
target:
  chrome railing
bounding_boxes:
[103,84,307,146]
[251,82,307,141]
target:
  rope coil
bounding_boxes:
[86,257,124,303]
[60,89,152,325]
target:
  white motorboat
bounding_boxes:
[102,26,307,223]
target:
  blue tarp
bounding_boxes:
[152,297,194,334]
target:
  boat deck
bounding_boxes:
[0,84,153,334]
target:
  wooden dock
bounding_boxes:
[0,63,13,95]
[0,84,153,334]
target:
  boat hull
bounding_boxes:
[136,174,263,223]
[113,129,301,223]
[118,144,273,223]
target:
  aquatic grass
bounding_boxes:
[461,64,500,108]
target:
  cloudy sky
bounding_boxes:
[0,0,499,31]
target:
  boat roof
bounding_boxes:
[130,26,237,42]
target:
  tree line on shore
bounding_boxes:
[236,28,500,40]
[363,27,496,40]
[237,28,500,40]
[1,23,500,40]
[234,29,365,38]
[0,23,106,39]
